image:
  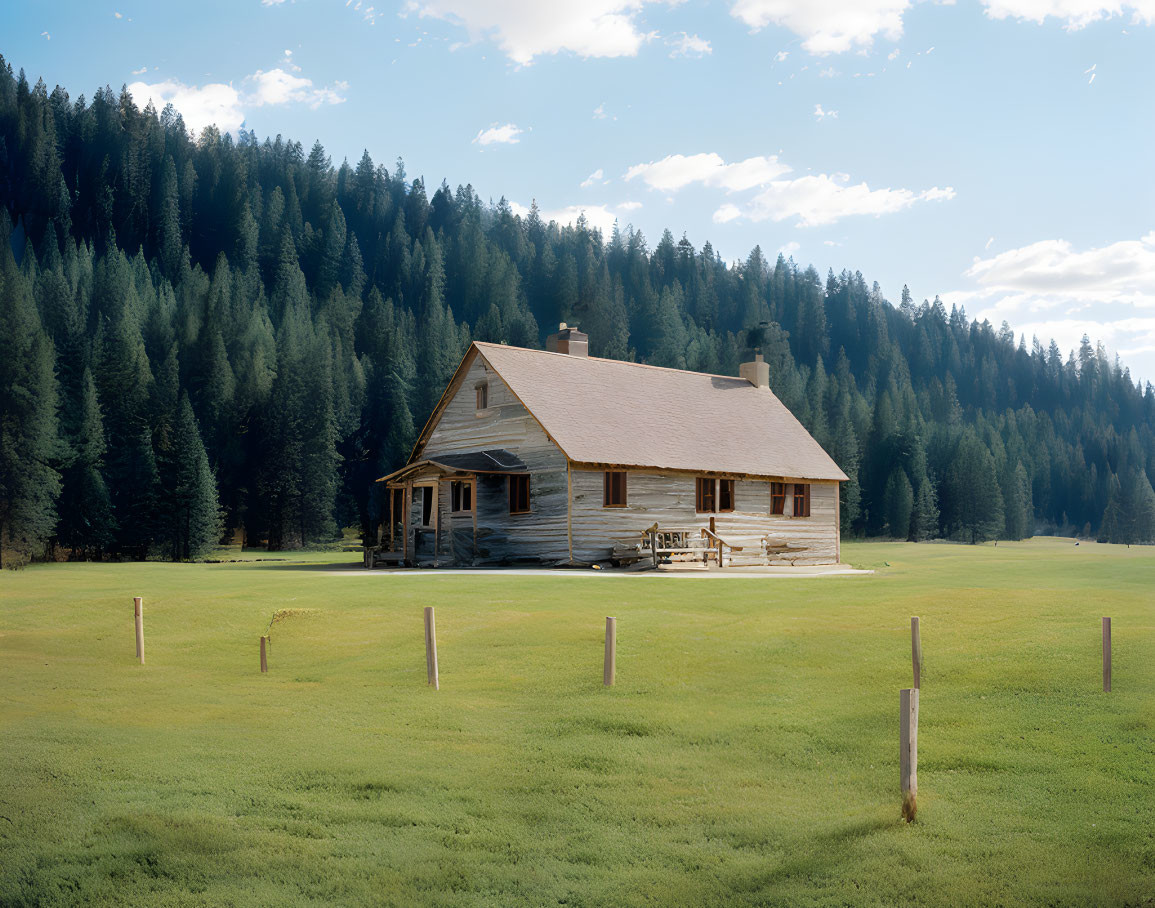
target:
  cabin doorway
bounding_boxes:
[410,483,436,558]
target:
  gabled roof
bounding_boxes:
[415,342,848,482]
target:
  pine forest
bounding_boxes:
[2,57,1155,566]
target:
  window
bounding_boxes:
[793,483,811,518]
[696,477,716,513]
[476,383,488,411]
[509,474,530,514]
[770,482,786,515]
[414,486,434,527]
[603,471,627,507]
[450,480,473,515]
[719,479,735,512]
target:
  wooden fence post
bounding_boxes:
[911,616,922,689]
[424,606,439,690]
[260,635,268,673]
[134,597,144,665]
[603,617,616,687]
[1102,617,1111,692]
[900,688,919,822]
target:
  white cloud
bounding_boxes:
[965,233,1155,303]
[128,64,346,136]
[127,79,246,134]
[581,168,606,188]
[945,232,1155,381]
[730,0,910,54]
[131,66,147,75]
[618,200,643,211]
[509,201,623,234]
[981,0,1155,30]
[114,11,123,18]
[593,103,608,119]
[262,0,288,5]
[403,0,668,65]
[624,152,792,193]
[627,150,953,226]
[814,103,838,120]
[40,31,50,40]
[779,241,801,257]
[713,203,742,223]
[474,122,524,145]
[668,32,713,57]
[888,47,900,60]
[248,68,347,108]
[774,49,790,61]
[741,173,955,227]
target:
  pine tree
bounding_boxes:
[164,394,222,559]
[942,431,1005,544]
[910,479,939,541]
[56,369,115,555]
[0,253,61,566]
[884,468,914,540]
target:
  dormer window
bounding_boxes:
[475,382,488,411]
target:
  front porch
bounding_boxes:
[370,449,528,567]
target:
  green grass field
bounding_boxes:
[1,538,1153,907]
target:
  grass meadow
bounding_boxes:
[1,538,1153,906]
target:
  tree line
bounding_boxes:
[2,57,1154,566]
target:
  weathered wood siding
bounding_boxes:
[421,355,569,564]
[570,469,840,565]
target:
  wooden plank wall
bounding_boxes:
[422,356,570,565]
[569,470,840,565]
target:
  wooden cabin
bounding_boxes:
[371,325,847,569]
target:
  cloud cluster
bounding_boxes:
[948,232,1155,379]
[966,233,1155,303]
[980,0,1155,30]
[128,65,346,135]
[404,0,669,65]
[508,201,636,235]
[474,123,524,145]
[625,153,791,193]
[729,0,909,54]
[625,152,954,226]
[667,32,712,57]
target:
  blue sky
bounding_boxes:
[7,0,1155,380]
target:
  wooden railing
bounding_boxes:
[700,527,744,569]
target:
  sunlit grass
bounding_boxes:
[1,538,1152,906]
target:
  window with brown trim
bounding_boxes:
[603,471,627,507]
[450,480,473,515]
[719,479,735,512]
[475,382,488,410]
[509,474,530,514]
[770,482,786,515]
[793,483,811,518]
[695,477,716,513]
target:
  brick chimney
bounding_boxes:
[546,322,589,357]
[740,352,770,389]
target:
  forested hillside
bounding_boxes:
[2,57,1155,565]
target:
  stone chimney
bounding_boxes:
[546,322,589,357]
[740,352,770,389]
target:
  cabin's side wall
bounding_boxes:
[422,355,569,564]
[569,469,840,565]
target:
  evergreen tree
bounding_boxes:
[162,393,222,559]
[0,251,61,566]
[942,432,1005,544]
[56,369,115,555]
[884,468,914,540]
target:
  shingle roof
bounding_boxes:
[457,342,847,482]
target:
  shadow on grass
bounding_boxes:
[725,816,897,894]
